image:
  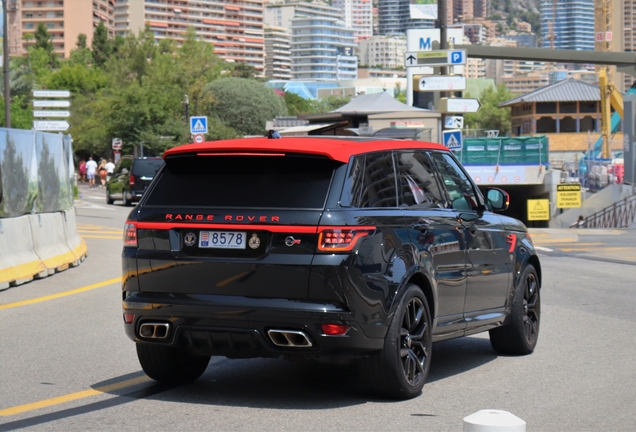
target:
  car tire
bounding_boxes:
[106,189,114,205]
[360,283,432,399]
[489,264,540,355]
[136,343,211,385]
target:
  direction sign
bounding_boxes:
[405,49,467,67]
[190,116,208,134]
[444,116,464,129]
[33,120,69,131]
[33,100,71,108]
[415,75,467,91]
[442,130,463,150]
[32,90,70,98]
[439,97,481,113]
[33,110,70,118]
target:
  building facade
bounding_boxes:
[290,16,357,80]
[357,35,406,69]
[540,0,594,50]
[264,25,292,80]
[332,0,373,39]
[377,0,440,35]
[114,0,265,73]
[8,0,114,58]
[264,1,341,30]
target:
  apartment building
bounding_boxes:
[114,0,265,73]
[264,1,340,30]
[332,0,373,39]
[624,0,636,89]
[264,25,292,80]
[290,16,357,80]
[377,0,442,35]
[7,0,114,58]
[541,0,594,50]
[357,35,406,69]
[453,0,473,22]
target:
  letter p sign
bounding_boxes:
[449,50,466,65]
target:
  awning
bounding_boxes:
[225,6,241,10]
[148,21,169,28]
[173,8,182,13]
[278,123,341,136]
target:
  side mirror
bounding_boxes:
[487,188,509,212]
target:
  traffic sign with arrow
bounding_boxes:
[33,120,70,131]
[415,75,467,91]
[33,110,70,118]
[404,50,467,67]
[439,97,481,113]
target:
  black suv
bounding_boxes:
[121,137,541,399]
[106,156,163,206]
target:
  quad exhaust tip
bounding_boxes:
[267,329,313,348]
[139,322,170,339]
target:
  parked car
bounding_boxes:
[106,156,163,206]
[121,137,542,399]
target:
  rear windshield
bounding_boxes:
[132,159,164,177]
[145,154,340,209]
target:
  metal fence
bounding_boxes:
[586,193,636,228]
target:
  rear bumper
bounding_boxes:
[123,292,385,358]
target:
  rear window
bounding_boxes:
[145,154,340,209]
[132,159,164,177]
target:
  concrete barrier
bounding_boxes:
[29,212,74,275]
[0,215,47,289]
[62,208,88,267]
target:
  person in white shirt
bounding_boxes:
[85,156,98,188]
[105,159,115,181]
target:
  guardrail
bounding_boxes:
[586,193,636,228]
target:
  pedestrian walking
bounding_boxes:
[79,159,87,183]
[105,159,115,181]
[86,156,98,188]
[98,159,108,188]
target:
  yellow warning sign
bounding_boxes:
[556,183,581,208]
[527,199,550,221]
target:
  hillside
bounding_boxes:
[489,0,542,34]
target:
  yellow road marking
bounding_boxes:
[0,277,120,311]
[561,247,636,252]
[0,376,151,416]
[81,235,122,239]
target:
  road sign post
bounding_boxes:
[193,134,205,144]
[414,76,467,91]
[439,97,481,113]
[112,138,122,150]
[32,120,70,131]
[405,50,467,67]
[442,130,463,150]
[190,116,208,135]
[445,116,464,129]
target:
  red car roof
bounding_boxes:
[162,137,450,163]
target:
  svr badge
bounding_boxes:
[248,233,260,249]
[184,232,196,247]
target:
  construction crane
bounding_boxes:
[546,0,557,49]
[595,0,615,159]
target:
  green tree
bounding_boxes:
[203,78,287,136]
[91,22,112,67]
[33,23,59,68]
[284,91,315,115]
[45,64,109,95]
[230,62,257,79]
[464,84,515,135]
[0,95,34,129]
[315,95,351,113]
[69,33,92,66]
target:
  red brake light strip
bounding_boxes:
[197,152,286,157]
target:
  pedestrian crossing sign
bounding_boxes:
[190,116,208,135]
[442,130,462,150]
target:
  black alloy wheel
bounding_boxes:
[360,284,432,399]
[489,264,541,355]
[522,270,540,347]
[400,297,430,388]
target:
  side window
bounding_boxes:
[340,153,397,208]
[430,152,479,211]
[395,151,445,208]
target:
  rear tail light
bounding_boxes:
[123,221,138,247]
[123,313,134,324]
[321,323,350,336]
[317,226,375,252]
[129,174,135,185]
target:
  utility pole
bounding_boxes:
[3,0,11,128]
[438,0,448,126]
[183,94,189,124]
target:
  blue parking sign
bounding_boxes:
[449,50,465,65]
[443,130,462,149]
[190,116,208,135]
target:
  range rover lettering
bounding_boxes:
[121,137,541,399]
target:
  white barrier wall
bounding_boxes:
[0,209,88,289]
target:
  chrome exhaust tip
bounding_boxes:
[139,322,170,339]
[267,329,313,348]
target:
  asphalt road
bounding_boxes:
[1,183,635,431]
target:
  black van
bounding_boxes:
[106,156,163,206]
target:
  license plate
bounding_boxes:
[199,231,246,249]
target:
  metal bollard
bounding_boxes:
[463,409,526,432]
